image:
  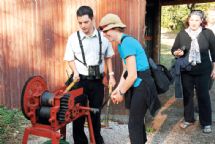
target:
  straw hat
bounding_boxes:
[99,13,126,31]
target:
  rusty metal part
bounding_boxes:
[21,76,48,120]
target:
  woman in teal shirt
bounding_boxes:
[99,13,160,144]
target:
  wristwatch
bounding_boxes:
[109,72,114,76]
[119,90,125,96]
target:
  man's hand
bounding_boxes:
[109,75,116,87]
[73,71,80,82]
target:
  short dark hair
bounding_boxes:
[76,6,94,19]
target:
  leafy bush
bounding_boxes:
[0,105,28,144]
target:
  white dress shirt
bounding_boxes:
[64,29,114,75]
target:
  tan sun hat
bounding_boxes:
[99,13,126,31]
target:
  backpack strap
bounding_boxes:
[121,35,130,43]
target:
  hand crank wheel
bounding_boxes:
[21,76,47,120]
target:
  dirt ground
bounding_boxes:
[26,84,215,144]
[146,85,215,144]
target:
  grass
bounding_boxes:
[146,126,156,133]
[0,105,29,144]
[160,44,174,69]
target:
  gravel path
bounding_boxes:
[27,94,215,144]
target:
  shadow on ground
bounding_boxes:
[145,82,215,144]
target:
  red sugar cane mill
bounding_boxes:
[21,76,98,144]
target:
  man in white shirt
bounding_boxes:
[64,6,116,144]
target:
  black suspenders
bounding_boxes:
[76,30,102,67]
[77,31,87,66]
[98,30,102,64]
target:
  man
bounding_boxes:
[64,6,116,144]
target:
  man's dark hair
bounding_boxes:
[76,6,94,19]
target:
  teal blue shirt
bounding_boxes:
[118,34,149,87]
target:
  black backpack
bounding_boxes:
[148,58,173,94]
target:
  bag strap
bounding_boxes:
[121,35,130,43]
[76,30,102,67]
[158,64,173,81]
[121,35,153,64]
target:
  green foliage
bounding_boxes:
[0,105,28,144]
[161,2,215,32]
[162,5,189,32]
[146,126,155,133]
